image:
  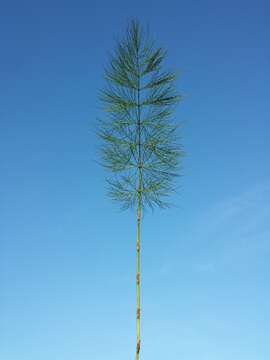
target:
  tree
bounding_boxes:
[98,19,184,359]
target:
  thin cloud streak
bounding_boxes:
[188,180,270,272]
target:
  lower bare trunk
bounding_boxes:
[136,198,141,360]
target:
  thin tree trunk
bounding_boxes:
[136,38,142,359]
[136,184,141,360]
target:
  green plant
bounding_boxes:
[98,19,184,359]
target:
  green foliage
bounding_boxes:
[98,19,184,210]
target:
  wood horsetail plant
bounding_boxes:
[98,19,184,359]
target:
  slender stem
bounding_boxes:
[136,180,141,360]
[136,36,142,360]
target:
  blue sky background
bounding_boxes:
[1,0,270,359]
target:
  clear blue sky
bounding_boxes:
[1,0,269,359]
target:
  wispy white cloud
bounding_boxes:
[191,180,270,271]
[194,262,215,273]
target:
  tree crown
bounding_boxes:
[98,19,184,211]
